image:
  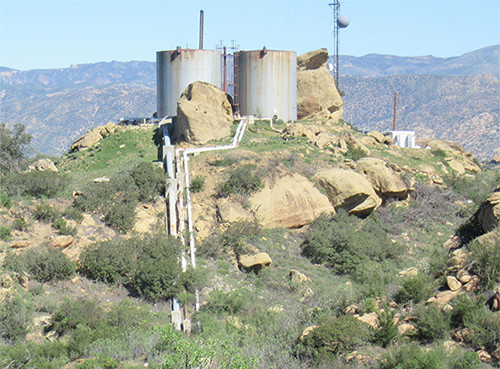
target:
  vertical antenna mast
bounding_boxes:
[329,1,340,89]
[329,1,349,90]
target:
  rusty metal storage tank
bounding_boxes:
[157,48,222,118]
[238,48,297,121]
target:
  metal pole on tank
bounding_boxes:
[199,10,204,50]
[393,91,398,131]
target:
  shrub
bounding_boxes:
[202,289,249,315]
[415,304,451,343]
[5,247,75,282]
[190,175,205,193]
[210,157,238,167]
[0,292,34,343]
[0,225,11,240]
[63,206,84,222]
[0,123,32,175]
[75,357,120,369]
[13,217,28,231]
[79,237,140,284]
[129,162,166,201]
[373,308,399,347]
[53,217,77,236]
[431,148,447,157]
[79,232,182,301]
[301,212,399,278]
[468,232,500,290]
[104,202,135,233]
[301,315,372,361]
[345,146,367,161]
[20,171,67,198]
[217,164,264,198]
[48,298,105,335]
[0,192,12,208]
[394,275,433,304]
[379,344,468,369]
[34,202,59,223]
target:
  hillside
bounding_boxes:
[0,45,498,159]
[1,119,499,368]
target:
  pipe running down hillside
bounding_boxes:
[162,117,250,330]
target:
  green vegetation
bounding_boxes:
[5,247,75,282]
[79,232,182,301]
[190,175,205,193]
[0,123,32,175]
[217,164,264,198]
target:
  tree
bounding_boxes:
[0,123,32,174]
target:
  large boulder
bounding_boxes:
[176,81,233,144]
[250,169,334,228]
[69,122,116,152]
[28,158,58,172]
[314,168,382,216]
[355,157,409,198]
[475,187,500,233]
[238,252,272,272]
[297,49,343,121]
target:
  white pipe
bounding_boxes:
[175,117,249,312]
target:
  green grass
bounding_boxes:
[58,126,160,190]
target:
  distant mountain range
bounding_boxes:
[0,45,498,159]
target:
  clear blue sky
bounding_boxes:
[1,0,499,71]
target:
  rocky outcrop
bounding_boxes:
[48,235,74,248]
[28,158,58,172]
[314,168,382,216]
[250,169,334,228]
[176,81,233,144]
[355,157,409,198]
[69,122,116,152]
[474,187,500,233]
[297,49,343,121]
[238,252,272,272]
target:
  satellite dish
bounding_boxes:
[327,63,334,72]
[337,14,350,28]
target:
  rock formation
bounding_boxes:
[176,81,233,144]
[28,158,58,172]
[355,157,409,199]
[250,168,334,228]
[297,49,343,121]
[474,187,500,233]
[69,122,116,152]
[314,168,382,216]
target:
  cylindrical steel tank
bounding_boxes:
[157,48,221,118]
[238,49,297,121]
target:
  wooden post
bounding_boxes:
[393,91,398,131]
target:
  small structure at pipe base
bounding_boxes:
[387,130,416,148]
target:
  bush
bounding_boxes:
[373,308,399,347]
[76,357,120,369]
[129,162,165,201]
[0,123,32,175]
[0,225,11,240]
[104,202,135,233]
[53,217,77,236]
[5,247,75,282]
[190,175,205,193]
[79,232,182,302]
[394,275,433,304]
[301,212,399,278]
[217,164,264,198]
[48,298,105,335]
[0,192,13,208]
[0,292,34,343]
[202,289,249,315]
[415,304,451,343]
[63,206,84,222]
[345,146,367,161]
[468,232,500,290]
[13,217,28,231]
[34,202,60,223]
[301,315,372,361]
[379,344,479,369]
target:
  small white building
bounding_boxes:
[387,130,416,148]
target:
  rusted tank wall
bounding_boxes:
[238,50,297,121]
[157,49,222,118]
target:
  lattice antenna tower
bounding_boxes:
[329,1,349,89]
